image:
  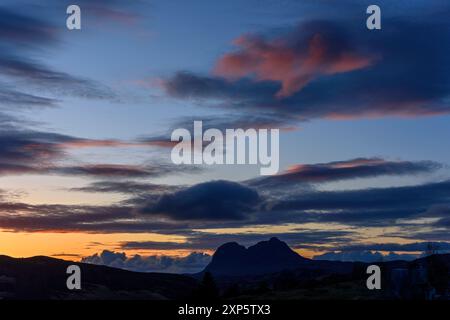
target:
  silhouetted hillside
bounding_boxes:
[1,239,449,300]
[0,255,197,300]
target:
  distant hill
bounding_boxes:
[0,255,197,300]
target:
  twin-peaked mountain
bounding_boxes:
[202,237,311,276]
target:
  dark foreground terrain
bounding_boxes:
[0,255,197,299]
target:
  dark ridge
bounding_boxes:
[0,255,197,299]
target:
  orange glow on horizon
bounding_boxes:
[0,230,188,261]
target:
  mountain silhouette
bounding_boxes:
[203,237,310,276]
[199,238,450,300]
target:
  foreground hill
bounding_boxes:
[0,255,197,300]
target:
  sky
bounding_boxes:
[0,0,450,273]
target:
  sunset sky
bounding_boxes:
[1,0,450,272]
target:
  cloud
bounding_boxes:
[0,130,72,169]
[331,241,450,253]
[0,200,190,233]
[249,158,441,188]
[52,164,175,179]
[162,8,450,122]
[0,151,447,240]
[139,180,261,221]
[163,70,276,102]
[70,181,175,195]
[214,30,374,98]
[0,5,117,107]
[54,162,201,179]
[0,129,113,175]
[0,84,58,108]
[399,229,450,242]
[0,7,57,46]
[0,55,116,100]
[0,127,194,178]
[0,202,130,232]
[313,250,419,263]
[120,230,354,251]
[140,113,297,148]
[266,180,450,228]
[82,250,211,274]
[1,156,438,232]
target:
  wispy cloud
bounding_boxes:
[248,158,441,188]
[0,5,117,109]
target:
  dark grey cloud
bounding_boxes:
[1,175,449,239]
[0,5,117,107]
[0,7,57,46]
[52,164,181,179]
[120,230,354,252]
[0,145,447,242]
[0,84,57,108]
[248,158,441,188]
[435,217,450,228]
[314,251,419,263]
[272,180,450,225]
[0,129,73,171]
[70,181,176,195]
[132,177,449,230]
[1,158,447,235]
[0,200,190,233]
[330,241,450,253]
[385,222,450,242]
[0,54,116,101]
[402,230,450,242]
[139,180,261,221]
[0,129,118,175]
[0,202,130,232]
[140,112,296,149]
[0,128,196,178]
[57,160,449,231]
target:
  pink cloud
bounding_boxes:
[214,33,374,98]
